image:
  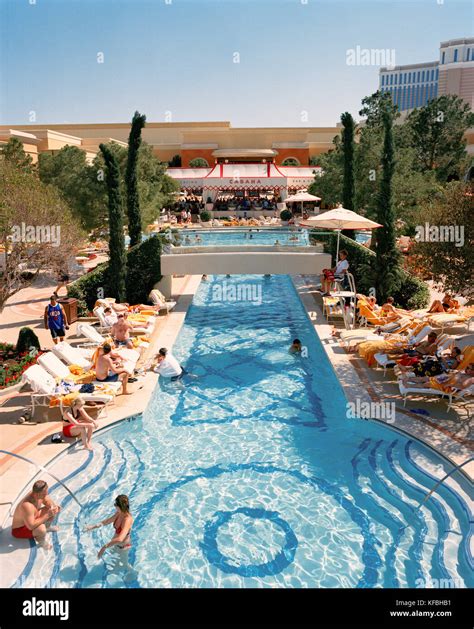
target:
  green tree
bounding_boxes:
[340,112,356,239]
[0,158,80,312]
[189,157,209,168]
[126,111,147,248]
[412,182,473,297]
[39,146,106,231]
[406,95,474,181]
[0,138,34,173]
[308,135,344,207]
[99,144,126,302]
[371,107,402,302]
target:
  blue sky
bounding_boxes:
[0,0,472,127]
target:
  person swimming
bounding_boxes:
[289,339,302,354]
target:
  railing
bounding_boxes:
[0,449,83,511]
[416,456,473,510]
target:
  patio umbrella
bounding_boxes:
[284,191,321,216]
[300,204,382,259]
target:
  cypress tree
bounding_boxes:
[100,143,126,302]
[373,109,401,303]
[341,112,356,240]
[126,111,146,247]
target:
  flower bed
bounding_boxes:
[0,342,42,388]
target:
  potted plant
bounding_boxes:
[280,209,293,225]
[200,210,212,227]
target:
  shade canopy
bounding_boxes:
[285,191,321,203]
[300,205,382,259]
[300,205,382,230]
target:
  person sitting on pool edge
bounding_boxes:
[289,339,303,354]
[62,397,98,451]
[11,480,61,549]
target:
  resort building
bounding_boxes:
[379,37,474,112]
[0,122,339,167]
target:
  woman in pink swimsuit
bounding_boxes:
[85,495,133,558]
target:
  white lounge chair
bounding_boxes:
[21,364,116,417]
[77,323,109,347]
[52,341,92,370]
[373,325,433,374]
[149,289,177,313]
[93,306,114,334]
[398,380,474,415]
[38,352,123,391]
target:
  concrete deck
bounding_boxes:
[161,251,331,275]
[293,275,474,480]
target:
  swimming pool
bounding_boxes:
[174,228,309,247]
[13,275,472,588]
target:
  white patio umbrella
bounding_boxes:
[284,191,321,216]
[300,204,382,259]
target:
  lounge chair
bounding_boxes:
[358,323,432,367]
[21,364,117,417]
[77,323,109,347]
[149,289,177,313]
[340,317,411,347]
[373,327,445,374]
[52,341,92,370]
[38,351,125,389]
[398,380,474,415]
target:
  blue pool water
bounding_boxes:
[14,275,472,588]
[174,228,309,247]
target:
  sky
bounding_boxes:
[0,0,472,127]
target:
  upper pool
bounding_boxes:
[173,228,309,247]
[11,275,472,589]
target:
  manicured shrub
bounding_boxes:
[67,263,109,315]
[68,236,164,315]
[200,210,211,222]
[16,327,40,354]
[392,272,430,310]
[126,235,163,305]
[280,209,292,221]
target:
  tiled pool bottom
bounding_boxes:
[12,275,473,588]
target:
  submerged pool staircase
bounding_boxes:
[0,449,83,512]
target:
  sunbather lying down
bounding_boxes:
[401,364,474,393]
[95,299,160,314]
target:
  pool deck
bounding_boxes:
[293,275,474,481]
[1,272,472,565]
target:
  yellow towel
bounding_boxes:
[49,392,80,408]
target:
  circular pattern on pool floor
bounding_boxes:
[201,507,298,577]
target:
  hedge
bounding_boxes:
[68,235,163,316]
[125,235,163,305]
[310,230,429,309]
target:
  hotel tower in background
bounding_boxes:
[379,37,474,113]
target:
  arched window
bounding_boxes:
[281,157,301,167]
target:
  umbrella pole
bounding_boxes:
[335,229,341,261]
